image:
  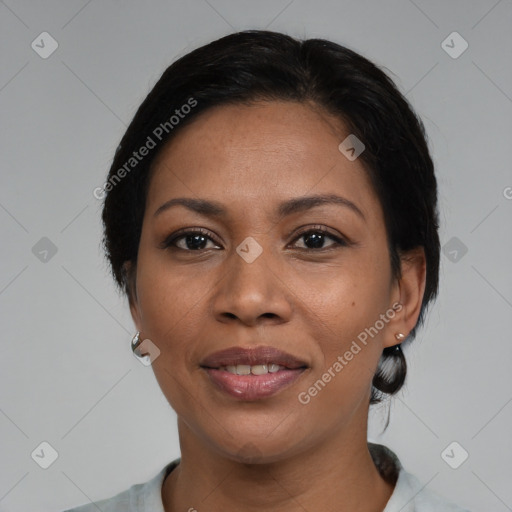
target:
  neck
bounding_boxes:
[162,417,395,512]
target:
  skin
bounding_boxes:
[127,100,426,512]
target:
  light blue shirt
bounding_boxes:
[63,443,470,511]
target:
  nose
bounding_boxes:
[211,244,293,327]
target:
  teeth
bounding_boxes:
[236,365,251,375]
[219,364,286,375]
[251,364,268,375]
[268,363,280,373]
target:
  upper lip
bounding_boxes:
[200,346,308,369]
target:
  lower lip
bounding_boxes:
[203,368,306,401]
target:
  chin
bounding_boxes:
[207,424,309,466]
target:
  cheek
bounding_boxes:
[135,248,201,346]
[294,251,392,331]
[134,258,205,410]
[296,257,392,393]
[300,299,387,413]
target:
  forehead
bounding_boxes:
[146,101,380,222]
[151,100,347,171]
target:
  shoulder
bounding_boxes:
[368,443,470,512]
[62,487,132,512]
[60,459,179,512]
[395,470,471,511]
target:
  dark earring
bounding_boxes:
[373,342,407,395]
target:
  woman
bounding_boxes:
[65,30,469,512]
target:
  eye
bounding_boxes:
[161,228,221,251]
[291,226,348,251]
[161,226,348,252]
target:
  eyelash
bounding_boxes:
[161,225,348,252]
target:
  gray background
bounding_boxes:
[1,1,511,511]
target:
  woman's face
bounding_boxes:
[129,100,415,462]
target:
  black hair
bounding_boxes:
[101,30,440,404]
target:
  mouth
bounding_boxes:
[200,346,309,401]
[211,363,297,375]
[200,345,308,370]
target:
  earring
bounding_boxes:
[395,333,405,341]
[373,341,407,397]
[131,331,142,353]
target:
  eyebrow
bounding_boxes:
[153,193,365,221]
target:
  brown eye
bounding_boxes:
[291,227,348,251]
[162,228,221,251]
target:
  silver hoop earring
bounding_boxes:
[131,331,142,353]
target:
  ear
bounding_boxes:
[123,260,142,331]
[384,247,427,348]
